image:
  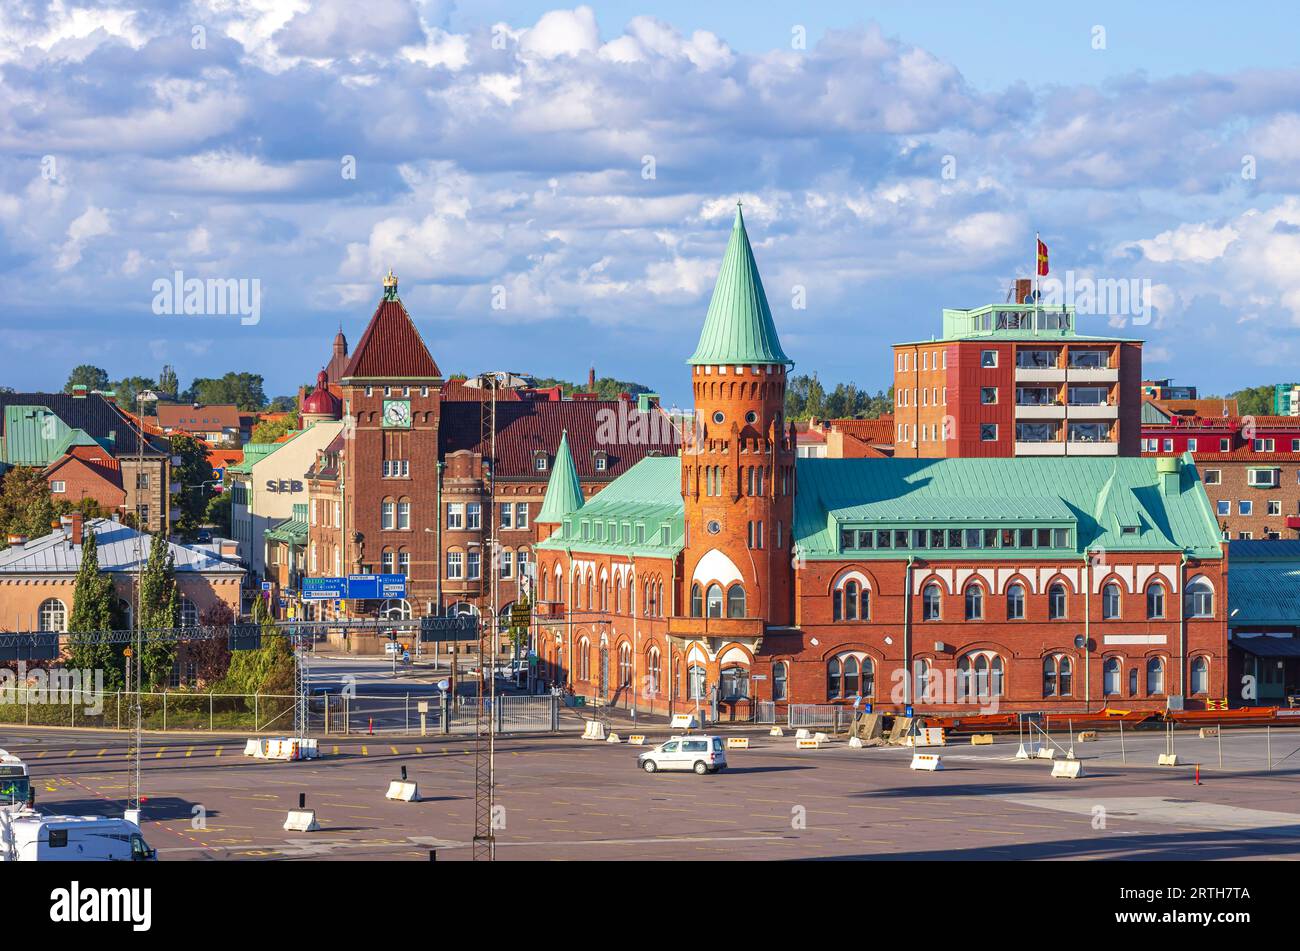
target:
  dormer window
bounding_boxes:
[534,452,548,472]
[592,450,608,472]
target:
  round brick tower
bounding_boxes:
[680,205,795,627]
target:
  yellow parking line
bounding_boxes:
[185,748,194,758]
[97,749,106,757]
[214,747,222,757]
[361,746,369,756]
[155,748,166,759]
[67,749,76,757]
[415,746,423,754]
[332,745,340,756]
[389,746,399,755]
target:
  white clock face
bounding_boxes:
[383,399,411,427]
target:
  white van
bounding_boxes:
[0,811,156,861]
[637,735,727,774]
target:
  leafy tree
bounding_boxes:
[531,375,652,400]
[168,434,215,540]
[66,528,127,690]
[785,373,892,421]
[266,395,298,413]
[185,372,266,410]
[204,490,232,536]
[112,376,159,410]
[251,412,299,443]
[64,365,110,393]
[221,595,292,695]
[0,467,57,547]
[187,602,233,686]
[136,532,178,688]
[157,365,179,398]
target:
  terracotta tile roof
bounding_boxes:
[154,403,241,430]
[439,400,680,481]
[45,445,123,488]
[1187,450,1300,463]
[830,416,895,444]
[342,298,442,381]
[1147,397,1238,419]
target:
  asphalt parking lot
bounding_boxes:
[8,725,1300,860]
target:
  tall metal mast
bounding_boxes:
[472,373,498,861]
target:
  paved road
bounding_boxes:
[7,725,1300,861]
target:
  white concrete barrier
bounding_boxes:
[581,720,607,741]
[385,781,420,802]
[284,810,319,832]
[1051,759,1085,779]
[813,732,831,744]
[243,739,267,758]
[1077,731,1098,742]
[726,737,749,750]
[912,727,946,748]
[769,726,784,737]
[796,737,821,750]
[628,735,646,745]
[1199,727,1218,739]
[1036,747,1056,760]
[670,714,697,730]
[848,736,863,749]
[910,753,943,771]
[606,733,621,744]
[795,728,811,740]
[1157,753,1179,766]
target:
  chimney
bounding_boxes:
[1156,455,1180,496]
[588,366,596,390]
[1014,278,1033,304]
[7,535,26,549]
[71,384,87,398]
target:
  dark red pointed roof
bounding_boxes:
[341,297,442,381]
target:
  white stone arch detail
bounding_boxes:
[833,569,871,591]
[692,548,743,587]
[914,572,953,596]
[686,643,710,664]
[719,646,752,666]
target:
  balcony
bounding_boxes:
[1015,441,1066,456]
[1067,402,1119,419]
[1067,366,1119,383]
[1014,367,1067,383]
[668,615,765,641]
[1065,441,1119,456]
[1016,404,1066,419]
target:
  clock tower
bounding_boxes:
[679,205,796,631]
[338,271,445,613]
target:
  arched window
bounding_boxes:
[1128,666,1138,696]
[705,583,724,618]
[1102,582,1122,619]
[772,661,788,701]
[1048,583,1067,620]
[1185,578,1214,618]
[922,583,941,621]
[726,584,746,618]
[1147,582,1166,619]
[180,595,199,628]
[964,584,983,620]
[827,653,874,700]
[913,659,931,703]
[577,638,591,681]
[1146,656,1165,696]
[646,647,661,696]
[1006,583,1025,620]
[991,655,1004,696]
[687,664,707,700]
[1042,654,1074,697]
[1103,656,1121,696]
[720,666,749,700]
[834,578,869,621]
[690,583,703,617]
[656,581,664,617]
[1190,656,1209,695]
[618,643,632,687]
[38,598,67,633]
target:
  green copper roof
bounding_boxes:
[793,453,1223,560]
[535,430,585,524]
[536,456,684,558]
[687,206,792,367]
[2,406,100,467]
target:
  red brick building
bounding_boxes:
[299,272,678,631]
[533,207,1228,718]
[893,303,1142,458]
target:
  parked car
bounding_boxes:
[637,735,727,774]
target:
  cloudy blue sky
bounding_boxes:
[3,1,1299,406]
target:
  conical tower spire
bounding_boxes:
[687,203,792,366]
[536,430,584,524]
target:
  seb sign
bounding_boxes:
[266,479,304,494]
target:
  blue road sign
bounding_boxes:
[302,574,407,600]
[302,576,347,600]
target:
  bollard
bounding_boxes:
[369,717,374,736]
[1195,764,1201,786]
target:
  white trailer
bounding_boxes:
[0,809,156,861]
